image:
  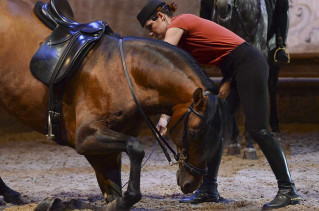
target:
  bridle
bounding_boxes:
[213,0,262,38]
[169,102,212,176]
[119,38,210,177]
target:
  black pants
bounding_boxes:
[205,42,269,181]
[206,43,293,187]
[221,42,269,132]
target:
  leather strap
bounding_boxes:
[119,39,178,164]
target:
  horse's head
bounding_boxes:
[169,88,223,194]
[214,0,233,22]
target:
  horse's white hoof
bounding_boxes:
[243,147,258,160]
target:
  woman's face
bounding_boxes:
[144,13,168,40]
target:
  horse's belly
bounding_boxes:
[0,5,51,133]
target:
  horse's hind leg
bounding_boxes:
[0,177,25,205]
[76,122,145,210]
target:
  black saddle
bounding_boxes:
[30,0,116,143]
[30,0,115,85]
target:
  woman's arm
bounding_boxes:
[164,27,185,46]
[155,27,185,135]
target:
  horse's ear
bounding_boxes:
[193,88,204,108]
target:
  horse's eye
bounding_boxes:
[189,131,196,137]
[189,129,199,138]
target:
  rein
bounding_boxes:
[119,39,176,164]
[119,39,209,176]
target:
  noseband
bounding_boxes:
[171,101,211,176]
[119,38,211,177]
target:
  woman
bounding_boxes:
[137,0,300,210]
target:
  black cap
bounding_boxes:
[137,0,166,27]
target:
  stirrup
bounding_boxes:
[46,111,56,140]
[274,47,290,64]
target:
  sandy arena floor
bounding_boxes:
[0,124,319,211]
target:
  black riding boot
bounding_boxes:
[273,0,290,63]
[179,140,224,204]
[250,129,300,210]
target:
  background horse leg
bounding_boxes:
[226,88,242,155]
[75,122,145,210]
[227,115,241,155]
[85,153,122,203]
[0,177,25,205]
[243,131,258,160]
[268,62,281,137]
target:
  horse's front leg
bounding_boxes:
[0,177,25,205]
[76,122,145,210]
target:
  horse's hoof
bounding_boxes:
[227,143,241,155]
[35,197,99,211]
[35,197,61,211]
[3,191,26,205]
[101,198,130,211]
[243,147,258,160]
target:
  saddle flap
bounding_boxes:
[30,24,104,85]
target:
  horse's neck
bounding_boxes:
[122,39,202,115]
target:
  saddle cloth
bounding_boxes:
[30,0,113,85]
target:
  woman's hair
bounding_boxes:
[137,0,178,27]
[155,2,178,17]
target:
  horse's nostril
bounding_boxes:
[182,183,192,194]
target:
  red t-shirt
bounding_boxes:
[168,14,245,67]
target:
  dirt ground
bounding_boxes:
[0,124,319,211]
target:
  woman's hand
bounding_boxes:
[156,114,170,136]
[218,80,231,100]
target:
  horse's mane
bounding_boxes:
[122,36,218,94]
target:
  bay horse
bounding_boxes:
[0,0,223,210]
[201,0,281,159]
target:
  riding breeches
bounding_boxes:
[221,42,269,133]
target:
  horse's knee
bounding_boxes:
[75,125,98,155]
[126,138,145,162]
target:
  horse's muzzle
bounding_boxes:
[176,166,203,194]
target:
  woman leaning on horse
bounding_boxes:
[137,0,300,210]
